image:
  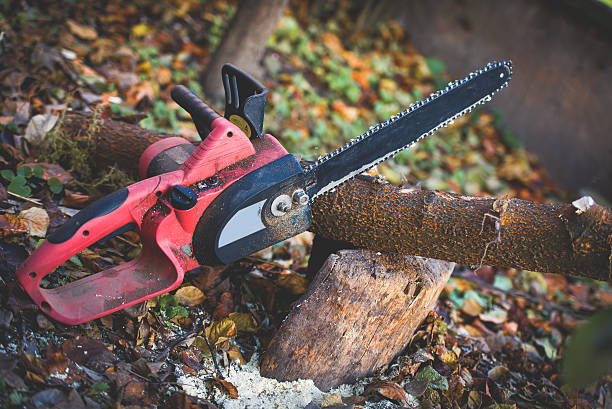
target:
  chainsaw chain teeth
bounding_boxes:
[306,60,513,201]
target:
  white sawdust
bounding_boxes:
[178,353,364,409]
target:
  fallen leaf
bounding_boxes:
[22,162,73,184]
[227,345,246,364]
[19,207,49,237]
[213,291,234,320]
[320,392,343,407]
[0,214,27,237]
[122,380,148,405]
[414,365,449,391]
[36,313,55,330]
[365,381,409,405]
[24,114,59,143]
[461,298,484,317]
[487,365,511,382]
[30,389,65,409]
[206,318,237,349]
[62,337,115,366]
[208,378,238,399]
[228,312,258,333]
[67,19,98,40]
[479,308,508,324]
[175,285,206,306]
[181,346,204,371]
[276,271,309,295]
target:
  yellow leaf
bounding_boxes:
[228,312,258,333]
[461,298,484,317]
[19,207,49,238]
[192,336,211,355]
[66,19,98,41]
[132,23,153,38]
[175,286,206,306]
[206,318,237,348]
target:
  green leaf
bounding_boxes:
[90,381,109,394]
[415,365,449,390]
[8,175,31,197]
[17,165,32,178]
[448,288,465,309]
[493,275,513,291]
[32,165,44,178]
[158,294,188,319]
[464,290,489,307]
[426,57,446,77]
[47,177,64,194]
[69,255,83,267]
[0,169,15,181]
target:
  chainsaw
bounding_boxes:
[15,61,512,324]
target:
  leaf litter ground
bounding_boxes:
[0,0,610,408]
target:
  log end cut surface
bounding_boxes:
[260,250,454,391]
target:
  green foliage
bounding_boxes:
[415,365,449,391]
[48,177,64,194]
[426,57,447,90]
[493,275,513,291]
[158,294,188,319]
[90,381,110,394]
[449,288,490,309]
[0,165,58,197]
[140,100,179,133]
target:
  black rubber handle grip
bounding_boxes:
[171,85,221,137]
[47,188,129,244]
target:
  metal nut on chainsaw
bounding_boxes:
[292,189,309,205]
[271,194,292,216]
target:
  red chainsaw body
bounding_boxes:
[16,117,289,324]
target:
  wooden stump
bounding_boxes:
[260,250,454,391]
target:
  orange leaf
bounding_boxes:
[0,214,27,237]
[175,285,206,306]
[209,378,238,399]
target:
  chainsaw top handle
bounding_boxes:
[171,85,221,138]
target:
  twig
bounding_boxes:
[202,321,224,380]
[153,323,202,362]
[7,192,77,217]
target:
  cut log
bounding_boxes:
[259,250,454,391]
[58,113,612,282]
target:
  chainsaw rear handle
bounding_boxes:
[15,173,186,324]
[171,85,221,138]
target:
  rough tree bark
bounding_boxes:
[201,0,289,101]
[60,113,612,282]
[260,250,454,390]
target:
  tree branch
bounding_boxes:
[59,113,612,282]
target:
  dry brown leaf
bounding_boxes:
[275,271,309,295]
[175,285,206,306]
[66,19,98,40]
[213,291,233,320]
[209,378,238,399]
[19,207,49,237]
[365,381,409,405]
[0,214,27,237]
[227,345,246,365]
